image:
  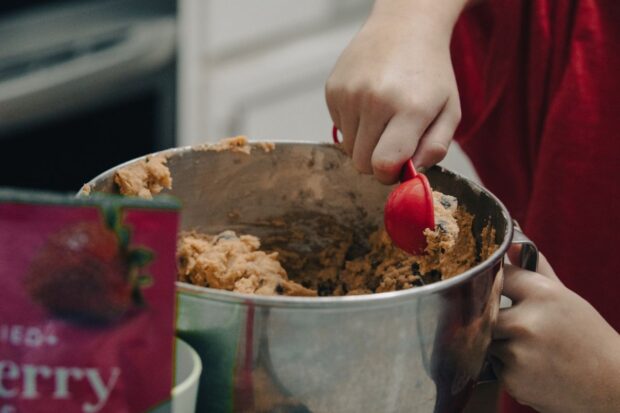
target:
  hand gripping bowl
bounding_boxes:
[85,142,537,413]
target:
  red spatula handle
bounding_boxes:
[332,125,340,144]
[401,159,419,182]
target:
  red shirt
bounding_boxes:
[451,1,620,412]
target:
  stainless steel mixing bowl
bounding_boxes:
[86,142,537,413]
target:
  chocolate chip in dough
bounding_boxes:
[440,195,453,209]
[424,269,442,283]
[412,277,425,287]
[317,281,333,297]
[411,262,421,275]
[437,221,448,233]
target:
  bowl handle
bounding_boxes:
[477,223,539,384]
[511,223,539,272]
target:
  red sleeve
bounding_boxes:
[452,1,620,411]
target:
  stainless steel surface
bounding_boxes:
[476,225,539,384]
[87,142,515,413]
[512,227,539,272]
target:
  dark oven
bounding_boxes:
[0,0,176,191]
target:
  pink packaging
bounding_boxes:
[0,190,180,413]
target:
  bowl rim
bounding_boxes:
[171,337,202,397]
[85,140,513,308]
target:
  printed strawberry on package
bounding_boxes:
[0,189,180,413]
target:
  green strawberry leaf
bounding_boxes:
[116,227,130,250]
[132,287,145,307]
[128,248,154,267]
[131,274,153,307]
[137,274,153,288]
[99,200,121,231]
[98,200,132,250]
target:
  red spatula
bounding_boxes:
[384,159,435,255]
[333,126,435,255]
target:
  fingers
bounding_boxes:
[411,97,460,169]
[352,106,390,174]
[326,69,458,182]
[326,77,361,155]
[501,265,531,302]
[488,340,522,391]
[492,306,524,340]
[502,264,550,303]
[358,97,457,183]
[507,245,560,282]
[370,111,434,184]
[339,111,360,156]
[325,84,341,138]
[488,340,516,366]
[494,260,563,341]
[502,263,562,305]
[537,252,560,281]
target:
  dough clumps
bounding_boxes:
[177,191,496,296]
[195,136,275,154]
[177,230,316,296]
[111,140,496,296]
[114,154,172,199]
[113,138,274,199]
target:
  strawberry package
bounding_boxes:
[0,190,180,413]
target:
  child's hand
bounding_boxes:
[325,1,466,184]
[491,250,620,412]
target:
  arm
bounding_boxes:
[325,0,470,183]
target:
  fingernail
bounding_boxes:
[411,157,427,173]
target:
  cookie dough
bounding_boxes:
[112,138,275,200]
[80,183,92,196]
[176,191,496,296]
[111,138,497,296]
[114,154,172,199]
[195,136,275,154]
[177,230,316,296]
